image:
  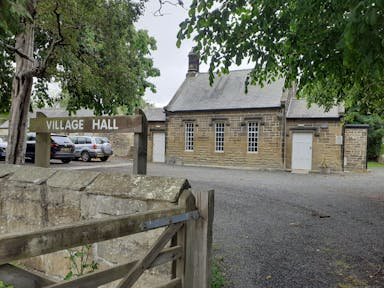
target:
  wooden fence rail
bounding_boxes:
[0,190,214,288]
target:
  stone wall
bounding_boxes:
[0,165,190,287]
[166,109,284,169]
[285,119,343,171]
[344,125,369,172]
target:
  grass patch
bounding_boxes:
[0,113,9,125]
[211,261,226,288]
[0,281,14,288]
[368,161,384,168]
[336,275,369,288]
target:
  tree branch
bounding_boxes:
[154,0,185,16]
[35,0,65,77]
[0,39,35,62]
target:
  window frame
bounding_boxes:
[247,121,259,153]
[184,122,194,151]
[214,122,225,152]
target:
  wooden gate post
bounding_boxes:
[184,190,214,288]
[133,109,148,175]
[35,112,50,168]
[172,190,196,286]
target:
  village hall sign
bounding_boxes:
[29,112,147,174]
[29,115,143,134]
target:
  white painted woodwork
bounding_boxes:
[153,132,166,163]
[292,133,313,170]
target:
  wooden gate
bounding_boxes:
[0,190,214,288]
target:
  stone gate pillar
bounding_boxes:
[343,124,369,172]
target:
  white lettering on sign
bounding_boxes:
[46,119,85,131]
[92,119,118,130]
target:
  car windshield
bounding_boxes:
[51,135,72,144]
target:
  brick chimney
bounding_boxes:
[187,49,199,77]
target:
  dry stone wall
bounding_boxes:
[344,125,369,172]
[0,164,190,287]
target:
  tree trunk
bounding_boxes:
[6,20,35,164]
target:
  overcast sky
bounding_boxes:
[136,0,207,108]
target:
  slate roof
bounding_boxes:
[143,108,166,122]
[165,70,285,112]
[286,99,344,119]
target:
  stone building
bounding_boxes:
[159,52,368,172]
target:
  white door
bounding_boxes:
[292,133,313,170]
[153,132,165,163]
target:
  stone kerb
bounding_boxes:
[0,164,191,287]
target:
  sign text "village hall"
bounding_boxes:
[29,115,143,134]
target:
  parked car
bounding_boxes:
[0,138,7,160]
[70,136,113,162]
[25,133,75,163]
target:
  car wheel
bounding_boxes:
[61,159,71,164]
[81,151,91,162]
[100,156,109,162]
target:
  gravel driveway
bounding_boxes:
[14,159,382,287]
[147,164,384,288]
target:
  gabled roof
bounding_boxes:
[143,108,166,122]
[165,70,285,112]
[286,99,344,119]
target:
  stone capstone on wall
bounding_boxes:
[0,164,191,288]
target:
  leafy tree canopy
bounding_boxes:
[177,0,384,114]
[1,0,159,115]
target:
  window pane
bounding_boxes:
[248,122,259,152]
[215,122,225,152]
[95,138,103,144]
[185,123,194,151]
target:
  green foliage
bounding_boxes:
[1,0,159,115]
[211,262,225,288]
[0,0,31,35]
[178,0,384,114]
[346,111,384,160]
[0,49,13,113]
[64,244,99,280]
[0,281,14,288]
[368,161,384,168]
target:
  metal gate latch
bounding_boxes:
[140,210,200,231]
